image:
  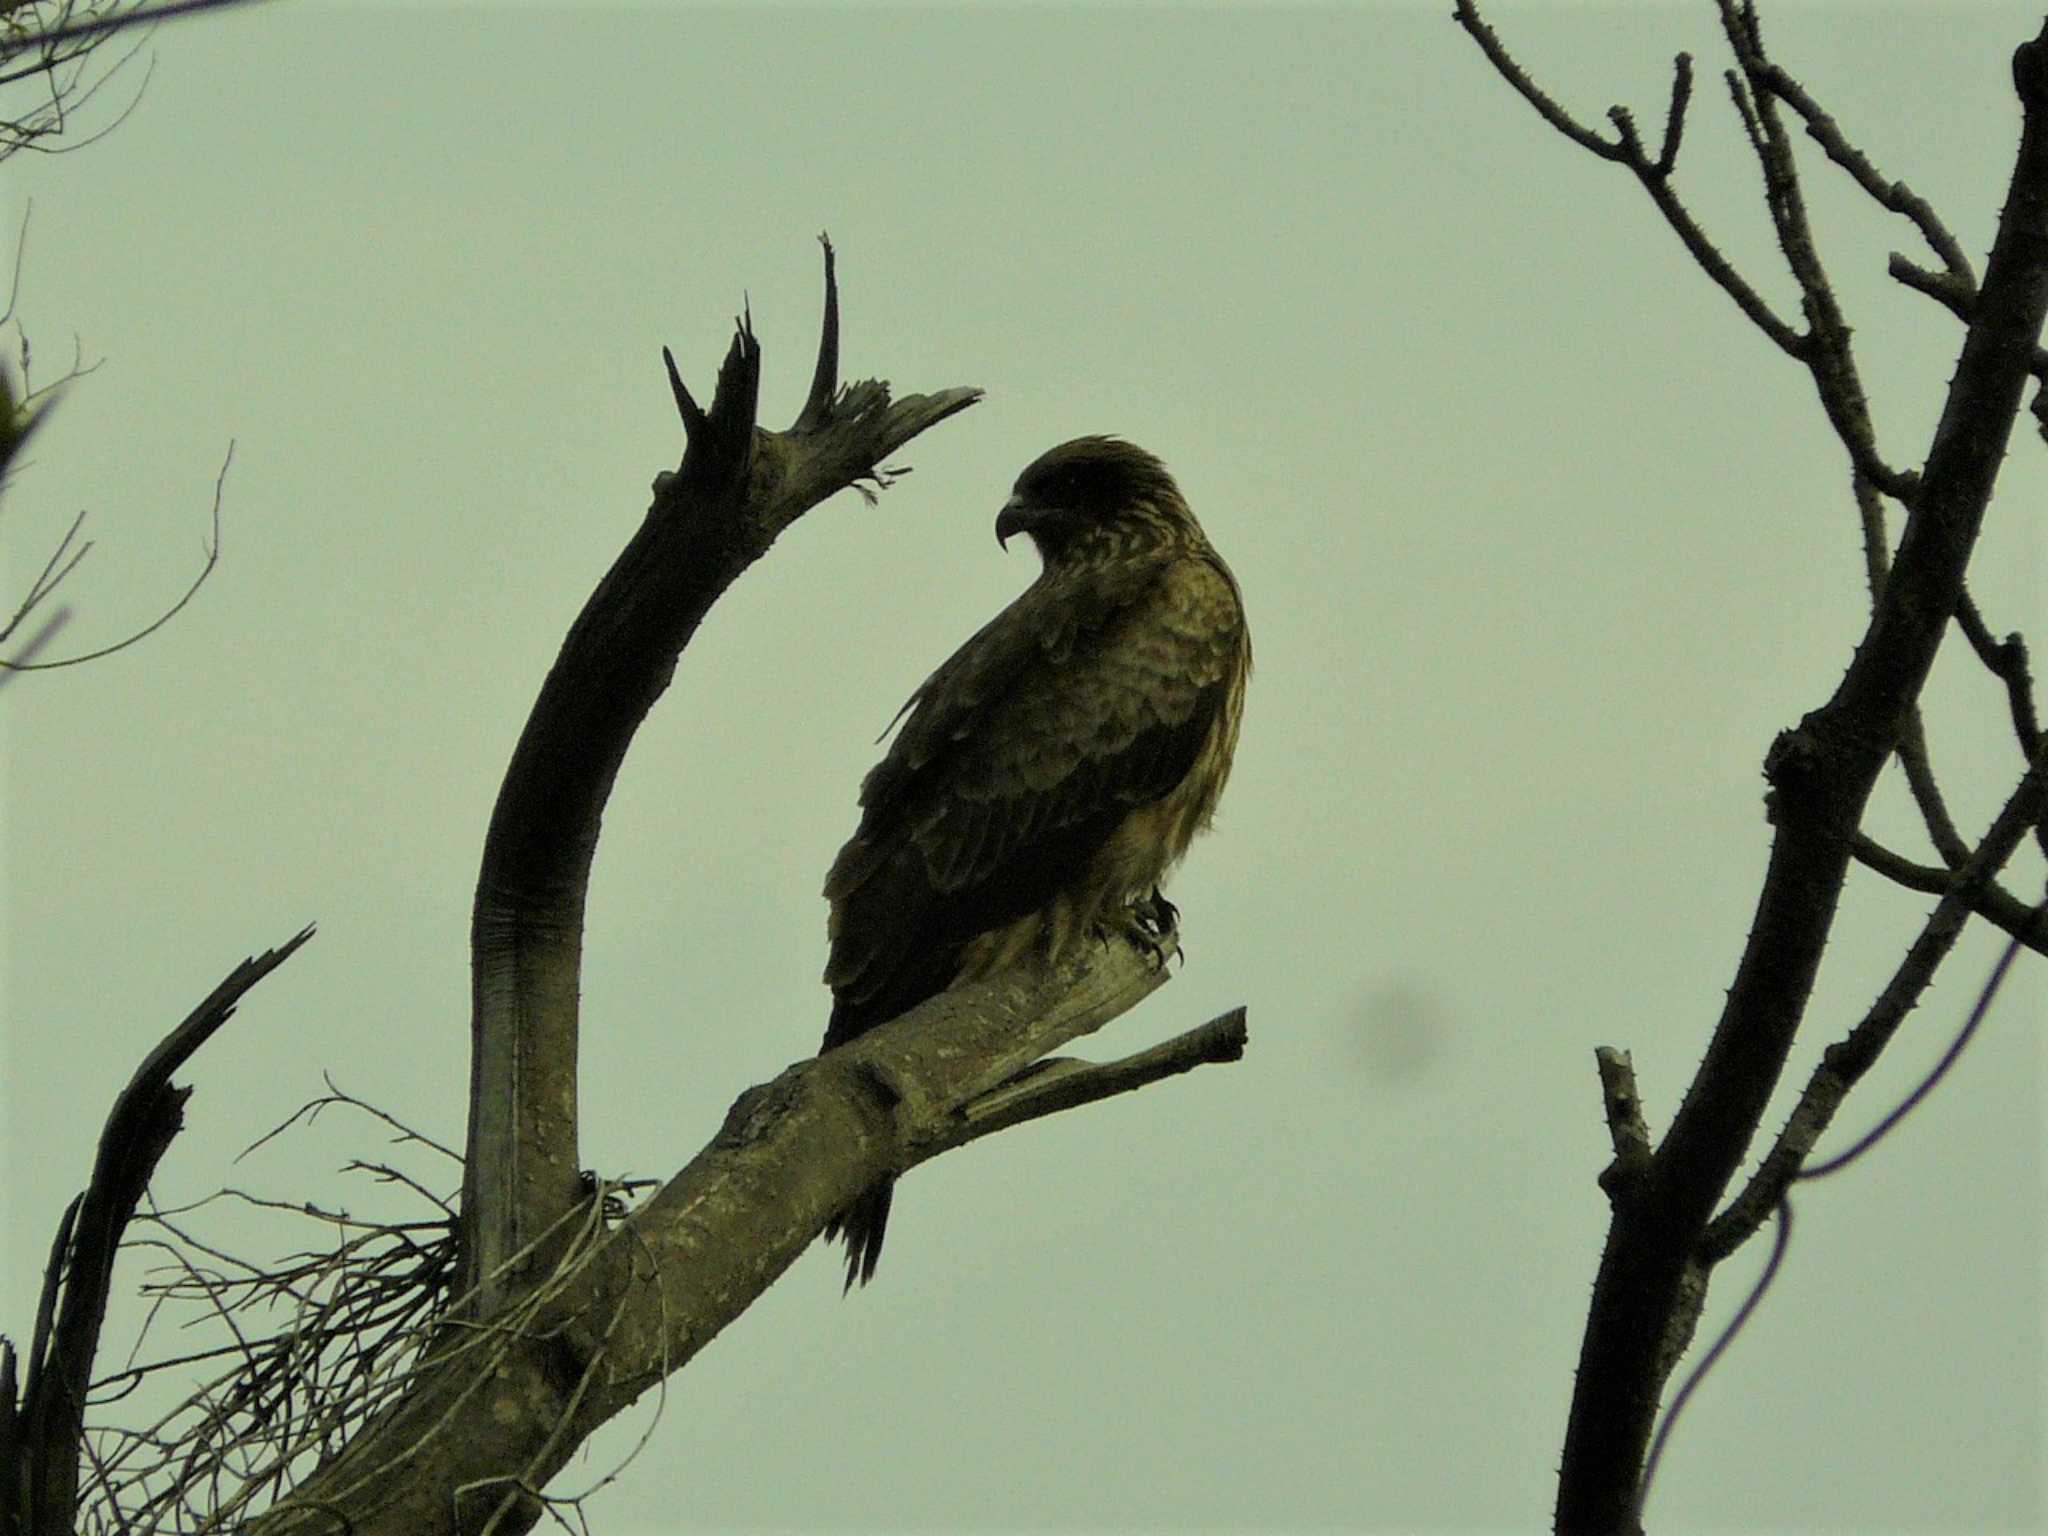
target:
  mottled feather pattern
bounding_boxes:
[817,437,1249,1286]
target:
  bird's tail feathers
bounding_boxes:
[825,1177,895,1292]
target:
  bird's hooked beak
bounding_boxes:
[995,493,1036,550]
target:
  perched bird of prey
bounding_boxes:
[818,435,1251,1287]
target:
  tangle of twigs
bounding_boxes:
[70,1082,460,1533]
[67,1078,659,1534]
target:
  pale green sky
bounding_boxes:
[3,2,2042,1531]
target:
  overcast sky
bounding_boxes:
[3,3,2043,1532]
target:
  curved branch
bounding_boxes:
[1456,1,1807,358]
[794,232,840,433]
[1451,0,1633,162]
[459,248,980,1313]
[2,442,232,674]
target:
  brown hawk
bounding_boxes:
[819,436,1250,1286]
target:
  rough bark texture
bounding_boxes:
[253,933,1177,1536]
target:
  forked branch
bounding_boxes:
[460,244,980,1314]
[1558,22,2048,1527]
[1705,734,2048,1259]
[1458,7,2048,1527]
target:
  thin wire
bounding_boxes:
[1636,1197,1793,1522]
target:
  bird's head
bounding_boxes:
[995,436,1196,564]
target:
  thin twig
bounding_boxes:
[1717,0,1917,500]
[1954,589,2043,760]
[1454,0,1807,356]
[1848,834,2048,954]
[934,1008,1248,1154]
[1450,0,1631,161]
[1706,748,2048,1259]
[4,0,272,51]
[1800,921,2029,1181]
[1763,59,1974,284]
[5,440,231,672]
[78,1090,466,1532]
[1655,53,1694,178]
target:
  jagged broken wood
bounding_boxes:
[5,925,314,1536]
[460,238,980,1314]
[246,242,1253,1536]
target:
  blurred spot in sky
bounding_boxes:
[1349,976,1449,1084]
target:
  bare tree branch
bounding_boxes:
[1763,54,1973,285]
[1592,1047,1654,1201]
[1851,831,2039,950]
[1714,0,1919,501]
[934,1006,1248,1153]
[2,0,272,54]
[1653,53,1693,179]
[10,924,314,1536]
[459,246,980,1315]
[0,441,230,673]
[1451,0,1633,162]
[1848,471,1975,869]
[0,507,87,642]
[1548,20,2048,1526]
[1889,248,1980,319]
[1634,1198,1791,1525]
[1454,0,1808,358]
[0,1,176,162]
[1954,588,2044,763]
[1850,832,2048,954]
[1705,738,2048,1261]
[254,928,1235,1536]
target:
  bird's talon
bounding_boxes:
[1144,886,1180,935]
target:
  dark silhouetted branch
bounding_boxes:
[460,248,979,1315]
[1708,744,2048,1258]
[1955,589,2043,762]
[1454,1,1807,359]
[1593,1047,1654,1201]
[1850,833,2048,954]
[11,925,313,1536]
[1551,20,2048,1527]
